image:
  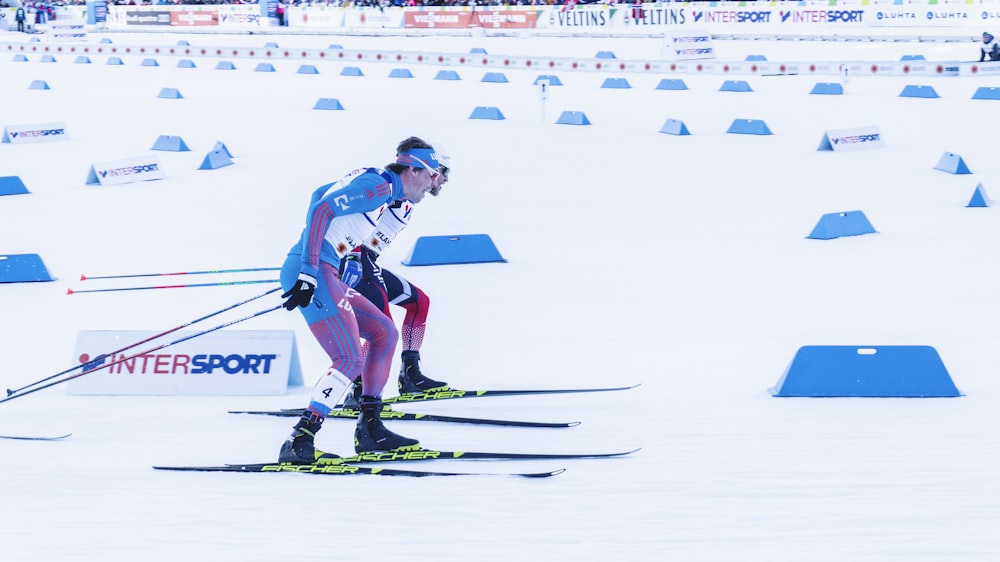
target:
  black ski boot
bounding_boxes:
[341,377,363,409]
[397,350,449,394]
[354,395,420,453]
[278,414,340,464]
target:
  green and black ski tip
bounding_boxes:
[154,463,564,478]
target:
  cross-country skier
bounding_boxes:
[338,137,452,405]
[980,32,1000,62]
[278,139,442,464]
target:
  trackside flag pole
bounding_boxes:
[5,287,283,397]
[0,303,284,405]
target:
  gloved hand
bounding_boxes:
[339,253,363,288]
[281,273,317,311]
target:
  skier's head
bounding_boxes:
[388,136,440,204]
[984,32,994,43]
[395,136,450,196]
[427,141,451,197]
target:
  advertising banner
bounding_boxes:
[68,330,304,396]
[2,122,69,144]
[817,126,886,152]
[85,155,165,186]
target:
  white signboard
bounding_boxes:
[661,29,716,61]
[85,154,165,185]
[68,330,304,395]
[817,126,886,152]
[2,122,69,144]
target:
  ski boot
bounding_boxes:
[397,350,449,394]
[278,415,340,464]
[340,377,363,409]
[354,395,420,453]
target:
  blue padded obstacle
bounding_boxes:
[656,78,688,90]
[297,64,319,74]
[106,57,123,65]
[470,47,488,54]
[595,51,616,59]
[934,152,972,174]
[401,234,506,266]
[264,42,280,48]
[971,87,1000,100]
[313,98,344,110]
[720,80,752,92]
[770,345,961,397]
[341,66,364,76]
[556,111,591,125]
[810,82,844,95]
[900,84,938,98]
[0,254,56,283]
[158,87,183,99]
[213,141,233,159]
[141,58,159,67]
[177,59,196,69]
[533,75,562,86]
[198,149,233,170]
[75,56,92,64]
[726,119,772,135]
[39,55,56,63]
[29,80,50,90]
[100,38,113,44]
[151,135,190,152]
[481,72,508,83]
[469,106,505,120]
[901,54,926,61]
[216,61,236,70]
[659,119,691,136]
[434,70,461,80]
[806,210,877,240]
[745,54,767,61]
[13,54,28,62]
[601,77,631,89]
[967,182,991,208]
[389,68,413,78]
[255,62,275,72]
[328,44,343,50]
[0,176,30,196]
[176,40,190,46]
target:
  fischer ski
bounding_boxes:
[154,463,564,478]
[228,407,580,428]
[0,433,72,441]
[250,383,641,418]
[234,447,639,466]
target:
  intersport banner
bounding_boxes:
[103,2,996,33]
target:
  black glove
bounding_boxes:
[281,273,317,311]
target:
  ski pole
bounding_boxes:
[0,303,284,406]
[80,267,281,281]
[5,286,283,397]
[66,279,279,294]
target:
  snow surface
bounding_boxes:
[1,30,999,561]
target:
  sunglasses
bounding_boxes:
[408,155,440,179]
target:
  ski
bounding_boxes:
[0,433,72,441]
[378,383,640,405]
[154,463,564,478]
[247,383,641,418]
[230,447,638,466]
[315,447,639,464]
[228,407,580,428]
